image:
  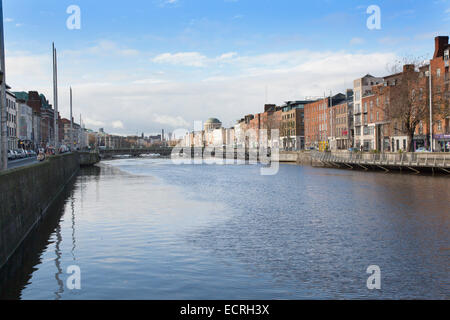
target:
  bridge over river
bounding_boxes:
[99,147,271,160]
[99,147,174,158]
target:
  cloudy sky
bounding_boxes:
[3,0,450,135]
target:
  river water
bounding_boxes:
[0,158,449,299]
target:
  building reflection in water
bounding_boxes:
[0,166,101,300]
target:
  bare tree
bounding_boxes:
[384,59,431,152]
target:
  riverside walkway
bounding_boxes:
[311,151,450,173]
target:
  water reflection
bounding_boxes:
[0,171,83,300]
[53,225,64,300]
[0,161,448,300]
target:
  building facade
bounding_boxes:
[280,101,309,150]
[5,90,18,150]
[353,75,384,151]
[17,99,33,149]
[328,90,354,150]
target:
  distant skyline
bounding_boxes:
[3,0,450,135]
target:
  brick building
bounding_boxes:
[429,36,450,151]
[280,101,310,150]
[353,75,384,151]
[328,90,354,150]
[305,98,329,149]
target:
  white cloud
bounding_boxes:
[5,51,51,89]
[132,78,167,85]
[84,118,106,127]
[63,40,140,58]
[152,52,207,67]
[152,51,239,67]
[112,120,125,129]
[159,0,179,7]
[154,114,190,128]
[350,37,365,45]
[5,47,398,135]
[378,37,410,45]
[217,52,238,60]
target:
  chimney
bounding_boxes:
[264,104,276,112]
[403,64,415,73]
[433,36,449,59]
[346,89,353,99]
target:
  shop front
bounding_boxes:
[434,134,450,152]
[413,135,428,151]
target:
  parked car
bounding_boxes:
[7,149,16,160]
[59,145,69,154]
[20,149,28,158]
[15,149,26,158]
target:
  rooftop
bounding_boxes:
[205,118,221,124]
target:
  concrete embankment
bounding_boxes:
[79,151,100,166]
[279,151,318,166]
[0,152,99,270]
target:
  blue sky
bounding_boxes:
[3,0,450,134]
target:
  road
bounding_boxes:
[7,157,38,169]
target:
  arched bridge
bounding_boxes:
[99,147,174,158]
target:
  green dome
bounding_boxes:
[205,118,221,124]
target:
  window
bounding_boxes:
[437,120,442,131]
[437,68,441,78]
[377,112,379,121]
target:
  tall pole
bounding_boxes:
[0,0,7,170]
[79,113,81,150]
[330,90,333,149]
[53,43,59,151]
[70,87,73,150]
[429,64,434,152]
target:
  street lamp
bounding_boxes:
[0,0,7,171]
[425,66,434,152]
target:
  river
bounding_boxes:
[0,158,449,299]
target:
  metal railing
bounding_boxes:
[311,151,450,168]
